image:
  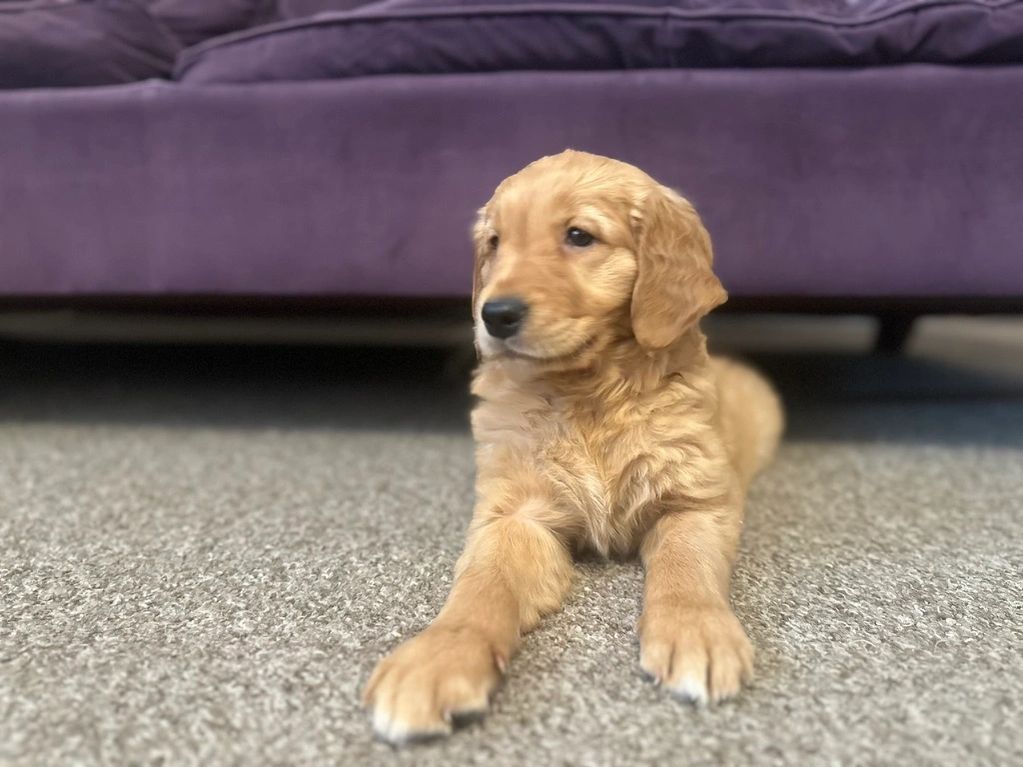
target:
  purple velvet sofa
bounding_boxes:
[2,0,1022,346]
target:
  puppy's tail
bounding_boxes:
[711,357,785,489]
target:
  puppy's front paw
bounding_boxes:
[639,604,754,705]
[361,623,505,744]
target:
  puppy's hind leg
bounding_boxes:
[711,357,784,488]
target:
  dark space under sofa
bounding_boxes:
[1,0,1022,352]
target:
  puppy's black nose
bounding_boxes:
[481,297,528,339]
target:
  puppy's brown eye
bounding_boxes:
[488,234,499,250]
[566,227,595,248]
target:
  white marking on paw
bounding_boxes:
[372,708,450,745]
[669,674,708,705]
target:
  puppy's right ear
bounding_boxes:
[470,206,491,319]
[470,207,493,359]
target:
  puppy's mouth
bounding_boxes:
[492,334,599,364]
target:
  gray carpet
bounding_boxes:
[1,317,1022,766]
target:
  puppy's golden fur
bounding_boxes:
[363,150,783,743]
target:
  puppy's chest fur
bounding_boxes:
[472,367,725,557]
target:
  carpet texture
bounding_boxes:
[1,318,1022,765]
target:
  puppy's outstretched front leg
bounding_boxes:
[363,502,573,743]
[638,493,754,705]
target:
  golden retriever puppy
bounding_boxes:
[363,150,783,743]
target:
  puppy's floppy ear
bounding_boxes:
[470,206,493,359]
[630,185,727,350]
[470,206,490,319]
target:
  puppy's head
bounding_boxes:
[472,150,726,366]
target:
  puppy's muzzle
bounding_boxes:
[481,297,528,339]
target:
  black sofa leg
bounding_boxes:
[874,314,917,354]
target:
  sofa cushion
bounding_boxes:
[0,0,180,89]
[4,67,1023,298]
[278,0,380,18]
[176,0,1023,84]
[147,0,278,47]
